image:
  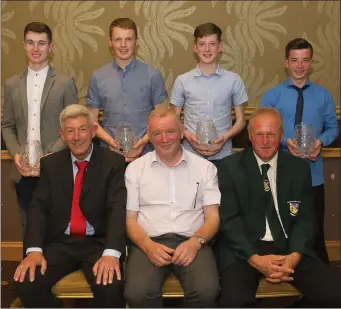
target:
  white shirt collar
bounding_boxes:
[151,145,187,167]
[27,65,49,77]
[253,151,278,170]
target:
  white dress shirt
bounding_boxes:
[254,152,288,241]
[125,148,221,237]
[26,65,49,142]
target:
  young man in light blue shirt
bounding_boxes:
[260,38,339,264]
[170,23,248,164]
[86,18,167,162]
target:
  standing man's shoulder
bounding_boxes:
[219,67,243,81]
[90,63,116,79]
[135,59,165,81]
[170,68,198,106]
[260,80,288,106]
[175,68,198,82]
[5,71,25,87]
[309,81,333,96]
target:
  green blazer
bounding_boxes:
[214,147,317,271]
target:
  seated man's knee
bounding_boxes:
[124,279,162,307]
[92,279,125,307]
[15,273,46,305]
[185,279,220,307]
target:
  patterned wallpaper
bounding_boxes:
[1,1,340,109]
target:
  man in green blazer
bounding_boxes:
[215,107,341,307]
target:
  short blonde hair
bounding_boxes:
[147,101,181,127]
[59,104,94,130]
[248,107,283,133]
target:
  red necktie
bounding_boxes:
[70,161,88,236]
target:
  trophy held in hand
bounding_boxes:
[20,140,43,177]
[294,123,316,158]
[196,119,218,145]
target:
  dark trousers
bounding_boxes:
[14,177,39,236]
[218,242,341,308]
[312,184,329,264]
[16,236,125,308]
[124,233,219,308]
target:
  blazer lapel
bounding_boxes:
[242,147,267,233]
[276,151,291,229]
[243,147,264,196]
[19,70,28,126]
[40,66,56,113]
[60,150,74,199]
[81,147,100,199]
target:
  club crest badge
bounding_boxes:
[263,180,270,192]
[288,201,300,216]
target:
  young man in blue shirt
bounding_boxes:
[86,18,167,162]
[260,38,339,264]
[170,23,248,164]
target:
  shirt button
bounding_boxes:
[124,104,126,107]
[123,90,126,92]
[35,85,37,86]
[34,114,36,116]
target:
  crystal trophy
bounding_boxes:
[116,126,137,153]
[196,119,218,145]
[20,140,43,175]
[294,123,316,157]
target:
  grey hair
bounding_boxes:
[59,104,94,130]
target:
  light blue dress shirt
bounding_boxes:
[86,57,167,152]
[170,65,248,160]
[260,78,339,186]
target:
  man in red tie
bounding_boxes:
[13,104,126,308]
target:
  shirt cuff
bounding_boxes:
[102,249,121,259]
[26,247,43,255]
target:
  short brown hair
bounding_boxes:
[109,18,138,39]
[285,38,313,59]
[24,22,52,43]
[194,23,222,43]
[248,107,283,133]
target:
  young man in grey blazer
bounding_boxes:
[2,22,78,235]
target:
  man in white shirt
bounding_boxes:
[124,105,220,307]
[2,22,78,235]
[215,107,341,307]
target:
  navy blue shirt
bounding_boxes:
[86,57,167,151]
[261,78,339,186]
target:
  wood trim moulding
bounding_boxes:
[2,241,340,261]
[1,148,340,160]
[99,107,341,120]
[242,106,340,119]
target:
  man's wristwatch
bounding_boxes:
[192,235,205,246]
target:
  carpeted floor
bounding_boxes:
[2,260,340,308]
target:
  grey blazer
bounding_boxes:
[2,66,78,182]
